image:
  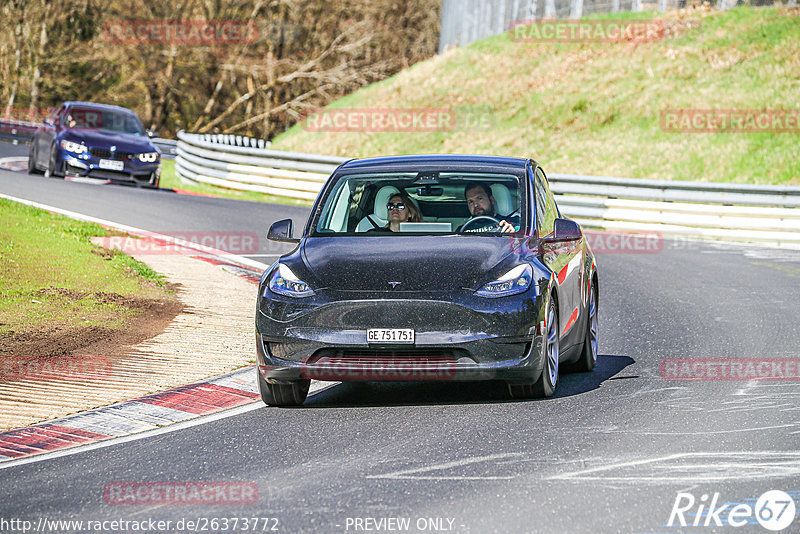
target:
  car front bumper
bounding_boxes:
[256,291,547,383]
[63,154,160,187]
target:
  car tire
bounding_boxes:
[508,295,559,399]
[27,145,43,175]
[257,371,310,407]
[45,143,63,178]
[572,280,598,372]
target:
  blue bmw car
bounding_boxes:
[27,101,161,188]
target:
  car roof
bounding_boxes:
[62,101,137,114]
[338,154,530,173]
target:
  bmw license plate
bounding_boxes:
[367,328,414,344]
[99,159,124,171]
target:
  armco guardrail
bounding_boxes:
[0,119,37,143]
[551,177,800,246]
[178,131,800,247]
[0,118,177,158]
[152,137,177,158]
[175,131,346,201]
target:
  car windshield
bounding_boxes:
[63,107,145,135]
[312,171,524,236]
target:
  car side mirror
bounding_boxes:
[43,117,54,126]
[552,218,582,241]
[146,129,157,138]
[267,219,300,243]
[541,218,582,248]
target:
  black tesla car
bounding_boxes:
[27,101,161,187]
[256,155,598,406]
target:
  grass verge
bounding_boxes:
[0,198,176,342]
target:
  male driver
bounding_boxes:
[459,182,518,233]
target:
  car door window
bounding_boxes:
[540,168,560,220]
[46,107,62,126]
[534,168,555,236]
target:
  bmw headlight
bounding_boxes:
[61,140,87,154]
[138,152,159,163]
[476,264,533,298]
[266,263,315,298]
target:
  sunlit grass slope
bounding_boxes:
[272,7,800,184]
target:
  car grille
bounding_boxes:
[304,348,467,381]
[309,348,468,361]
[87,169,132,180]
[89,148,135,161]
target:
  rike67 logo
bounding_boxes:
[668,490,797,531]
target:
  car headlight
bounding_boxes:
[266,264,315,298]
[475,264,533,298]
[138,152,159,163]
[61,140,87,154]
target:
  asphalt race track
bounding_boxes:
[2,141,800,533]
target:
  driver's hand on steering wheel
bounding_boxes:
[498,220,515,233]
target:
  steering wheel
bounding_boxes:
[461,215,502,232]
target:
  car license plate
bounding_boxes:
[367,328,414,344]
[99,159,124,171]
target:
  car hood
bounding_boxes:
[301,236,518,292]
[62,129,155,152]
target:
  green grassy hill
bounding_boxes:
[272,7,800,184]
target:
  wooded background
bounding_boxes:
[0,0,440,139]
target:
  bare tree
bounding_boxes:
[0,0,440,138]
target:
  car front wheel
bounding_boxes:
[28,145,43,175]
[44,143,63,178]
[508,295,559,399]
[257,371,310,407]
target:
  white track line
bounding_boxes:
[0,381,339,471]
[367,453,524,480]
[0,192,269,270]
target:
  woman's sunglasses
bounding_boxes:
[387,202,406,211]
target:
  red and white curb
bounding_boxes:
[0,156,29,172]
[0,366,260,463]
[0,195,332,469]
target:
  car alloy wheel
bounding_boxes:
[45,143,63,178]
[544,300,560,388]
[573,282,598,372]
[27,145,43,175]
[507,295,559,399]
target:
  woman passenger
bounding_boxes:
[369,192,423,232]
